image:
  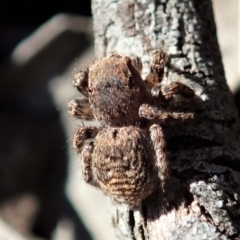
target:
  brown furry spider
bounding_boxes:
[68,50,196,208]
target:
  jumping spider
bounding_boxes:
[68,50,196,208]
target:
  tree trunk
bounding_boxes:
[91,0,240,239]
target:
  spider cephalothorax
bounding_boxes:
[68,50,195,208]
[88,54,152,126]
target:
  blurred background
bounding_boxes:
[0,1,239,240]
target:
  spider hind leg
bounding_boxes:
[73,127,99,153]
[81,142,100,187]
[149,124,169,190]
[74,127,100,187]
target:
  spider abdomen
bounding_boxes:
[92,126,157,208]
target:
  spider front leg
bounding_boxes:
[160,81,194,100]
[69,68,95,120]
[139,104,195,124]
[145,49,168,90]
[73,68,89,97]
[144,50,195,99]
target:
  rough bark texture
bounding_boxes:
[91,0,240,239]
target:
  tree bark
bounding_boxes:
[91,0,240,239]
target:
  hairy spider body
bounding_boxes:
[88,55,151,126]
[69,50,196,208]
[87,126,157,207]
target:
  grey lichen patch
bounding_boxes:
[171,214,228,240]
[190,176,240,236]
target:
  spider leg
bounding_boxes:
[73,127,101,187]
[145,49,168,89]
[139,104,195,124]
[81,142,94,183]
[73,68,89,97]
[149,124,169,189]
[81,142,100,187]
[68,98,94,120]
[73,126,100,153]
[160,81,194,100]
